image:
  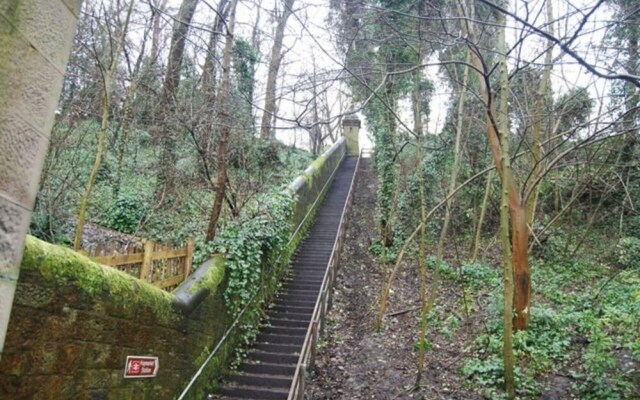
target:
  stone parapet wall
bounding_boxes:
[289,137,346,233]
[0,236,229,399]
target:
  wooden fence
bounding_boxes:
[86,237,195,292]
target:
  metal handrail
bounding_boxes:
[177,141,347,400]
[287,150,362,400]
[177,289,258,400]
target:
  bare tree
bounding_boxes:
[259,0,296,139]
[74,0,135,250]
[155,0,200,202]
[205,0,239,242]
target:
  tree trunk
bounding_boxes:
[619,2,639,216]
[155,0,200,202]
[200,0,230,162]
[259,0,296,139]
[115,18,150,197]
[462,1,531,331]
[526,0,554,227]
[114,79,137,197]
[249,6,261,129]
[150,0,168,65]
[74,0,134,250]
[378,65,398,246]
[511,203,531,329]
[426,48,470,313]
[206,0,239,242]
[472,169,493,261]
[497,9,516,397]
[412,55,429,385]
[201,0,229,97]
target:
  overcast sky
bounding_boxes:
[152,0,622,150]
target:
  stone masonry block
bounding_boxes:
[0,19,66,136]
[0,0,78,72]
[14,280,56,309]
[61,0,84,17]
[0,347,28,375]
[0,113,49,208]
[0,196,29,279]
[0,278,18,356]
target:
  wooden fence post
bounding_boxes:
[184,236,194,279]
[140,239,154,282]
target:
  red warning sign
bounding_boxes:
[124,356,159,378]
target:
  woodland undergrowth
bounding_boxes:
[418,232,640,400]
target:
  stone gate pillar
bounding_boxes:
[342,114,361,156]
[0,0,83,359]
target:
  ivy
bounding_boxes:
[616,236,640,269]
[211,189,295,316]
[103,196,145,234]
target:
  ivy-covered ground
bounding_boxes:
[307,160,640,400]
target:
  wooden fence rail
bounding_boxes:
[87,237,195,291]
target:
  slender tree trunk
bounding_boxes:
[499,106,517,400]
[114,80,137,197]
[310,57,322,155]
[497,10,516,397]
[500,150,517,400]
[259,0,296,139]
[526,0,554,227]
[426,49,469,313]
[155,0,200,202]
[201,0,229,97]
[115,20,150,196]
[619,4,639,219]
[200,0,230,161]
[206,0,239,242]
[462,0,531,331]
[249,6,261,129]
[74,1,134,250]
[150,0,168,65]
[412,50,429,384]
[378,64,398,246]
[472,169,493,261]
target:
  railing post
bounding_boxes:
[140,239,154,282]
[297,367,306,400]
[309,320,319,368]
[184,236,194,279]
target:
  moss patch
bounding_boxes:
[190,255,225,294]
[21,235,178,323]
[303,153,327,186]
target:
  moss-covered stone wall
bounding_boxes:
[289,137,346,231]
[0,237,230,400]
